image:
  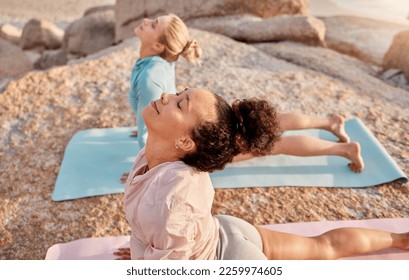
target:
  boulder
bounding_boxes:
[0,77,12,93]
[34,49,68,70]
[322,16,408,65]
[187,15,325,46]
[0,23,22,45]
[84,5,115,17]
[23,50,42,65]
[379,69,409,92]
[63,10,115,56]
[383,30,409,81]
[20,19,64,50]
[115,0,308,42]
[0,38,33,78]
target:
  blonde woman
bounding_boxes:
[128,14,201,148]
[125,13,363,182]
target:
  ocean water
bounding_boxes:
[331,0,409,18]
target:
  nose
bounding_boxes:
[160,93,169,104]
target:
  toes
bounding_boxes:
[348,163,361,173]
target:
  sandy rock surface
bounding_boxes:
[1,29,408,259]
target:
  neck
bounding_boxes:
[145,136,180,169]
[139,44,161,60]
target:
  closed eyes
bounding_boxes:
[176,88,188,96]
[176,88,188,109]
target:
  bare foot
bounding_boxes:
[393,232,409,250]
[130,130,138,137]
[345,142,364,173]
[329,114,350,143]
[402,232,409,250]
[120,172,129,184]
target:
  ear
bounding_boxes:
[152,42,165,53]
[176,136,195,152]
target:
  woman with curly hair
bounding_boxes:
[125,13,364,180]
[116,87,408,260]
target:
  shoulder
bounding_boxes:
[143,56,174,73]
[155,162,213,205]
[156,162,201,189]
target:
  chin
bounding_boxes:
[141,107,153,123]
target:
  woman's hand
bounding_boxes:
[113,247,131,260]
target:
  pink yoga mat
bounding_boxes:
[45,218,409,260]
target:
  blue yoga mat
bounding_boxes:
[53,127,138,201]
[52,119,407,201]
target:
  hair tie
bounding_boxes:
[190,40,197,47]
[180,40,196,55]
[236,115,245,134]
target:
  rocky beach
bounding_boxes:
[1,0,409,260]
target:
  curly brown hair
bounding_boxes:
[181,94,282,173]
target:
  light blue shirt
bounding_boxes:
[128,56,176,148]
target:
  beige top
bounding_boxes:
[124,148,220,260]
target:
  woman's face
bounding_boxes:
[134,15,172,46]
[143,88,217,144]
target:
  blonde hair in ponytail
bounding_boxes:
[159,14,202,64]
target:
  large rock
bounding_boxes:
[322,16,408,65]
[0,38,33,78]
[254,41,408,105]
[23,50,42,66]
[63,10,115,56]
[84,4,115,17]
[0,23,22,45]
[115,0,308,42]
[20,19,64,50]
[34,49,68,70]
[187,15,325,45]
[383,30,409,81]
[379,69,409,92]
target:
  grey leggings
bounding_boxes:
[214,215,267,260]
